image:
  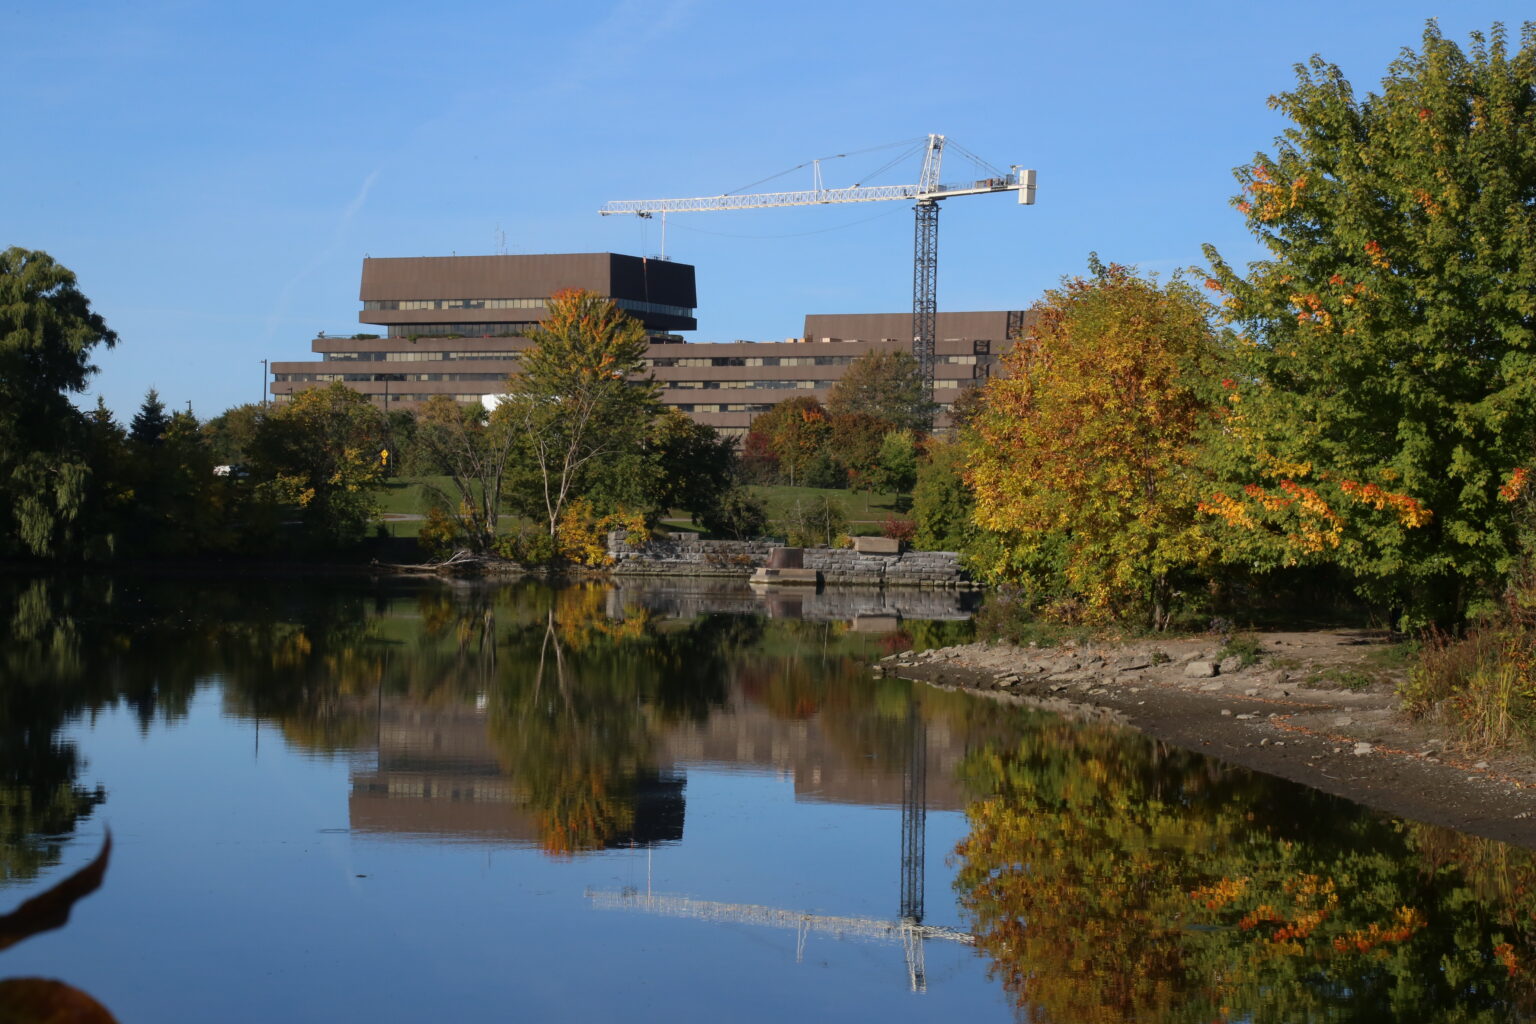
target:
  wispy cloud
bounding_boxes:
[263,169,381,341]
[553,0,698,92]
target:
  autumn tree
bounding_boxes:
[500,289,660,543]
[744,396,831,486]
[1202,22,1536,626]
[0,248,117,558]
[826,349,934,433]
[967,260,1222,628]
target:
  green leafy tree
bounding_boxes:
[202,403,266,465]
[587,407,737,525]
[967,260,1222,629]
[946,383,988,431]
[0,248,117,558]
[698,486,768,539]
[868,428,919,498]
[1202,21,1536,626]
[912,439,974,551]
[414,396,519,555]
[826,350,935,433]
[127,411,225,555]
[128,387,169,446]
[248,383,387,547]
[827,411,888,491]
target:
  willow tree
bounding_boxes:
[967,260,1222,629]
[1202,22,1536,626]
[0,248,117,558]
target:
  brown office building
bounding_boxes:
[270,253,1022,434]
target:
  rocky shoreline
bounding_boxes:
[876,630,1536,849]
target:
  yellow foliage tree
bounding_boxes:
[965,260,1222,628]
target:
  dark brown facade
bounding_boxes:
[357,253,696,335]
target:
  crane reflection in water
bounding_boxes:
[586,694,965,993]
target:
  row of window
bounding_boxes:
[275,392,484,404]
[324,351,523,363]
[665,378,974,391]
[664,380,819,391]
[364,297,545,312]
[386,323,534,338]
[614,298,695,319]
[275,373,507,383]
[648,355,855,368]
[646,353,983,368]
[672,403,776,414]
[362,296,694,318]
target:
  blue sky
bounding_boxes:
[6,1,1529,417]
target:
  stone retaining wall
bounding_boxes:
[606,532,976,588]
[605,579,979,622]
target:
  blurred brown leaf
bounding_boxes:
[0,834,110,954]
[0,977,118,1023]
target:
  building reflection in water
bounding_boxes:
[340,581,981,990]
[347,583,977,851]
[348,700,686,849]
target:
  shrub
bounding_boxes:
[784,496,846,548]
[417,505,462,559]
[494,525,555,565]
[700,486,768,540]
[1216,634,1265,669]
[881,515,916,543]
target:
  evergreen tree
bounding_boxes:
[129,388,170,446]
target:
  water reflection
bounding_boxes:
[955,716,1536,1022]
[5,575,1536,1020]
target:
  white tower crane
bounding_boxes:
[600,135,1036,423]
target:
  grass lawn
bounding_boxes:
[374,475,466,515]
[745,484,903,524]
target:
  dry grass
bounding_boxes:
[1401,613,1536,751]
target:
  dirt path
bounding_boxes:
[878,629,1536,848]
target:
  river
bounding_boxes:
[2,575,1534,1022]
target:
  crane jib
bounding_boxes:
[600,136,1036,429]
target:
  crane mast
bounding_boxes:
[601,134,1036,424]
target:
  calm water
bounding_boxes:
[3,576,1536,1022]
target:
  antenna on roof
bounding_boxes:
[494,225,508,255]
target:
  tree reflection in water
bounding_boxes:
[954,715,1536,1022]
